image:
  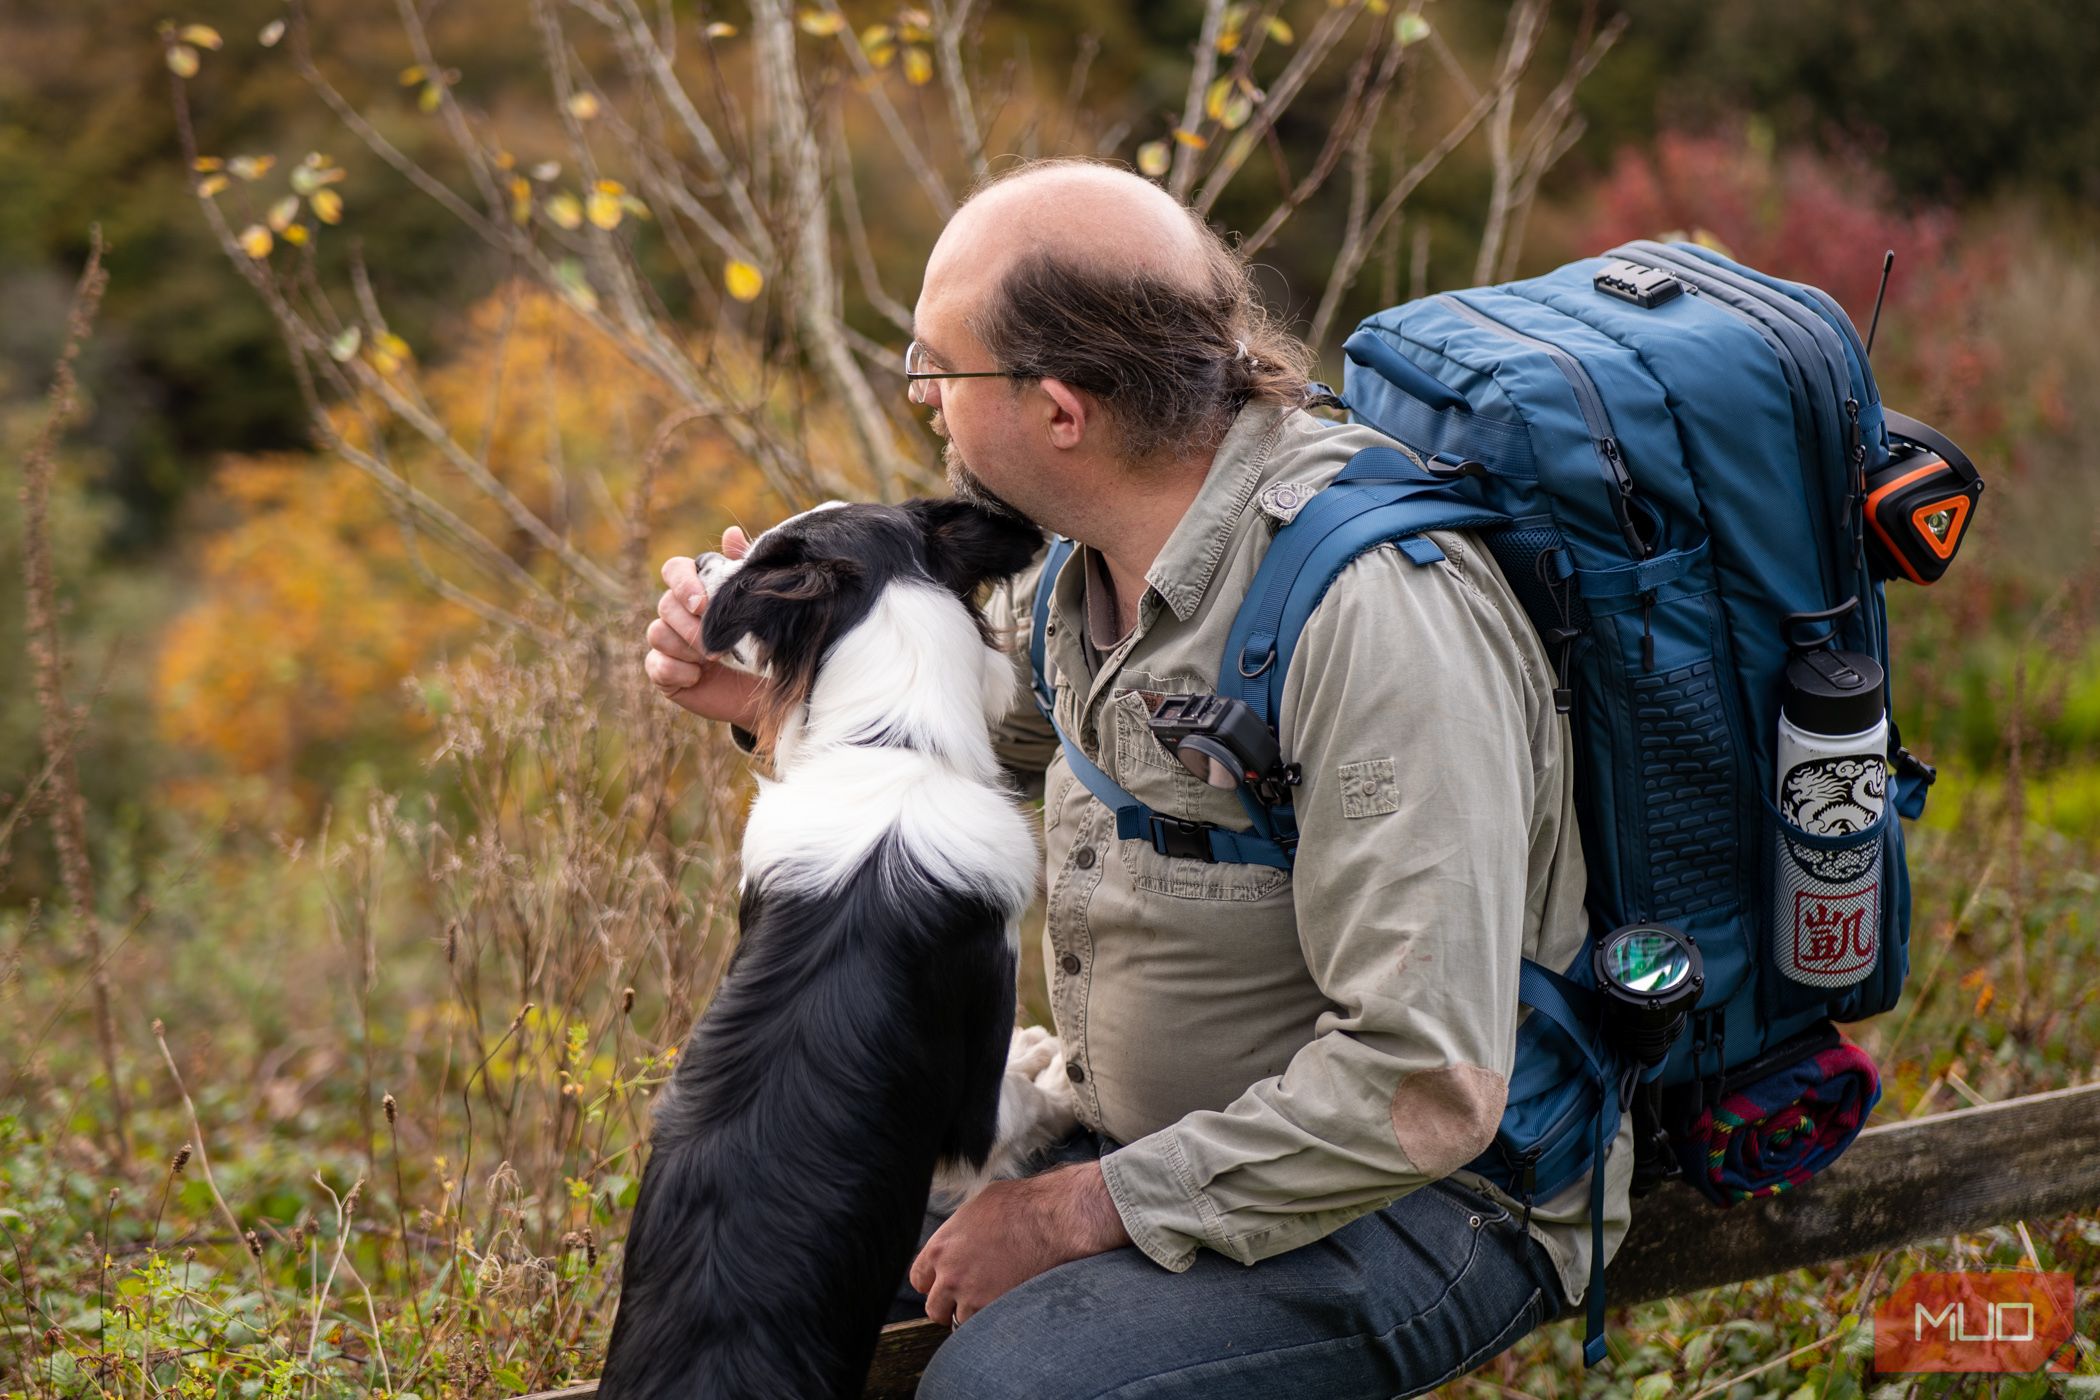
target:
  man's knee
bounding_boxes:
[915,1317,1097,1400]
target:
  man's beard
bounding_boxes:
[941,435,1031,524]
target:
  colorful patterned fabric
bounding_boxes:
[1673,1036,1881,1206]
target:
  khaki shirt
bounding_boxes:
[982,399,1632,1310]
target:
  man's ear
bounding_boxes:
[1036,377,1089,450]
[903,498,1046,597]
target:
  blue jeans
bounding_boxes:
[892,1127,1569,1399]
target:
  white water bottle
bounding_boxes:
[1771,649,1887,993]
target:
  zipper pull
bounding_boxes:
[1639,591,1656,673]
[1545,627,1582,714]
[1845,397,1868,555]
[1601,438,1651,558]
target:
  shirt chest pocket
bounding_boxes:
[1106,688,1293,904]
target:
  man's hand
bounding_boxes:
[909,1161,1132,1329]
[645,526,765,728]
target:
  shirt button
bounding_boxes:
[1059,952,1082,976]
[1074,847,1097,870]
[1359,780,1378,796]
[1066,1062,1086,1083]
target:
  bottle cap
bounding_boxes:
[1782,649,1885,737]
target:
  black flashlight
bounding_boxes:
[1593,921,1705,1197]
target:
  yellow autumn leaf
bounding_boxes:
[1264,16,1294,43]
[259,18,285,46]
[586,190,623,230]
[796,9,845,36]
[282,223,309,246]
[419,82,443,113]
[328,326,361,361]
[196,173,229,198]
[867,40,897,67]
[1136,140,1170,178]
[566,91,601,121]
[238,224,272,259]
[1215,27,1240,55]
[704,21,737,38]
[267,195,301,232]
[229,155,274,180]
[1367,0,1390,14]
[1171,127,1208,150]
[1394,12,1429,43]
[594,178,626,197]
[166,44,200,77]
[1205,75,1233,123]
[508,176,531,225]
[399,65,425,86]
[723,260,764,302]
[1219,79,1255,131]
[312,188,344,224]
[902,46,933,85]
[178,23,222,48]
[193,156,223,172]
[546,192,583,229]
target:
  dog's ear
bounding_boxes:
[699,556,862,658]
[902,498,1045,598]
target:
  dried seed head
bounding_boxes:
[151,1018,164,1036]
[383,1092,398,1124]
[290,1224,306,1254]
[171,1144,192,1176]
[622,986,635,1014]
[343,1180,362,1216]
[244,1230,263,1258]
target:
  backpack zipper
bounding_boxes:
[1608,243,1854,612]
[1436,294,1653,560]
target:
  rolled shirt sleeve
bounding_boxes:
[1099,536,1541,1270]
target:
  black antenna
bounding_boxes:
[1864,249,1895,357]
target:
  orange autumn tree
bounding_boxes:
[154,285,788,819]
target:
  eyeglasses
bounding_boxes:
[902,339,1033,405]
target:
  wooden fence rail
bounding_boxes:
[520,1081,2100,1399]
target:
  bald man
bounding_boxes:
[644,158,1628,1397]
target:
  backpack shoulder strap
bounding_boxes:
[1029,534,1078,722]
[1221,447,1508,733]
[1027,533,1293,867]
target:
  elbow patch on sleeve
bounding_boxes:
[1389,1064,1509,1176]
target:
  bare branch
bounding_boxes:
[16,225,129,1167]
[1169,0,1230,199]
[1194,0,1371,216]
[812,0,956,216]
[1238,24,1402,258]
[931,0,988,180]
[751,0,924,501]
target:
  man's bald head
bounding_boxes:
[928,161,1213,299]
[918,157,1316,467]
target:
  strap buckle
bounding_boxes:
[1149,816,1216,862]
[1893,744,1937,788]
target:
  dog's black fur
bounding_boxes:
[598,499,1044,1399]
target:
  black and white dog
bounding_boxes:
[599,499,1075,1399]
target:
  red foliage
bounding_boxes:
[1572,126,2013,428]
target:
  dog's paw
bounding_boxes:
[1031,1048,1081,1125]
[1007,1024,1060,1080]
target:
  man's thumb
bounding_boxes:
[723,525,751,559]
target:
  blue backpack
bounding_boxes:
[1028,241,1961,1367]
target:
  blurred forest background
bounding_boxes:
[3,0,2097,1395]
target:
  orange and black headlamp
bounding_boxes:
[1863,409,1984,585]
